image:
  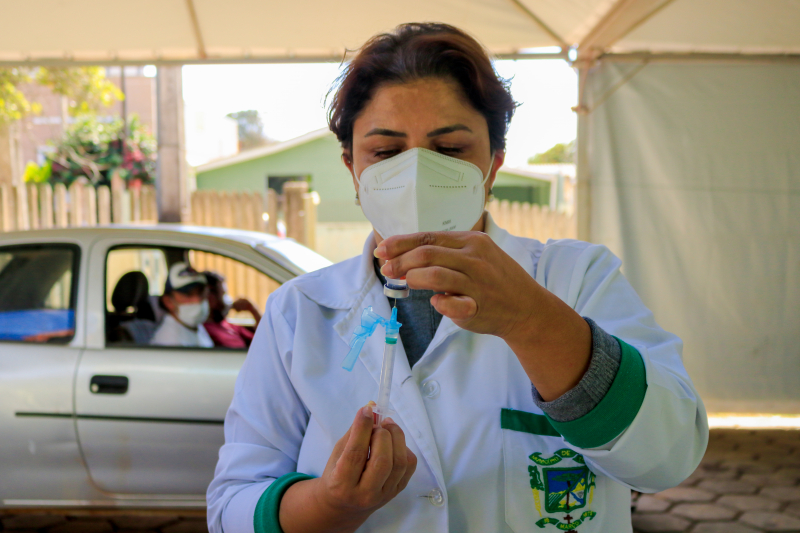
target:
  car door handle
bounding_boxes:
[90,375,129,394]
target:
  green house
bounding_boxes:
[195,128,555,223]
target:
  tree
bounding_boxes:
[529,140,575,164]
[0,66,123,126]
[226,109,270,151]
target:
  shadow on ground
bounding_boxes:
[1,429,798,533]
[634,428,800,533]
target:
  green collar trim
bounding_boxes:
[254,472,315,533]
[545,337,647,449]
[501,408,561,437]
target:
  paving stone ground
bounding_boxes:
[634,428,800,533]
[1,428,797,532]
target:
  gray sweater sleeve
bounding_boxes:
[531,317,621,422]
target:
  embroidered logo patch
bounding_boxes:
[528,449,597,530]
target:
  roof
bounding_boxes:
[496,165,558,184]
[2,0,798,66]
[195,128,333,173]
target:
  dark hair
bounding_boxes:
[328,23,517,155]
[203,271,225,291]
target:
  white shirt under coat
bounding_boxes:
[207,213,708,533]
[150,313,213,348]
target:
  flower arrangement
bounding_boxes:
[26,114,157,188]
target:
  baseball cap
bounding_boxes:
[165,262,207,294]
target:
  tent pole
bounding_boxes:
[574,65,591,243]
[156,66,189,223]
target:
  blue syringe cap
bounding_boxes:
[385,306,402,337]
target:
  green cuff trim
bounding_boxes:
[501,408,561,437]
[254,472,315,533]
[545,337,647,449]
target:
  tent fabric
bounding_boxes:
[1,0,799,64]
[584,59,800,413]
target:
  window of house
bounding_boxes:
[0,245,79,343]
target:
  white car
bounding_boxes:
[0,225,330,509]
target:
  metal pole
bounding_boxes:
[574,64,592,243]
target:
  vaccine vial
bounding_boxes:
[384,277,409,299]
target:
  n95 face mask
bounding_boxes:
[356,147,492,239]
[178,300,209,328]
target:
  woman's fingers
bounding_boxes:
[381,418,409,492]
[381,244,475,280]
[359,427,393,492]
[375,231,470,260]
[406,266,471,294]
[336,404,377,485]
[431,293,478,321]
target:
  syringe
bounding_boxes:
[342,306,403,427]
[341,273,408,426]
[374,307,400,426]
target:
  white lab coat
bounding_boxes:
[207,213,708,533]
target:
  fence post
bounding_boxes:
[97,185,112,225]
[68,181,83,227]
[54,183,68,228]
[220,192,234,228]
[85,184,97,226]
[111,172,125,223]
[303,191,318,251]
[266,188,278,235]
[141,186,157,222]
[39,183,53,229]
[0,184,13,231]
[283,181,308,244]
[233,192,245,230]
[519,202,533,239]
[131,186,141,223]
[15,185,29,230]
[253,192,266,232]
[190,191,202,225]
[27,183,40,230]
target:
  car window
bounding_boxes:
[106,248,168,312]
[0,244,79,343]
[105,247,280,349]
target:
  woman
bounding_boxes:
[208,23,708,533]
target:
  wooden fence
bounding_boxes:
[487,199,576,241]
[190,181,317,249]
[1,179,573,253]
[0,178,157,232]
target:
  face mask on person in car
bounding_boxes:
[177,300,210,329]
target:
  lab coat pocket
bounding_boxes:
[502,408,599,532]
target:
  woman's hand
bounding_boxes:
[279,403,417,533]
[375,230,592,401]
[375,231,539,337]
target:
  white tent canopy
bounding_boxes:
[1,0,799,65]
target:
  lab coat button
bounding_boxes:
[422,380,440,399]
[428,488,445,507]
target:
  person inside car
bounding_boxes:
[203,271,261,349]
[150,262,213,348]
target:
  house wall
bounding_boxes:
[196,134,365,224]
[493,170,551,205]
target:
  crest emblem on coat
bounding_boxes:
[528,449,597,530]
